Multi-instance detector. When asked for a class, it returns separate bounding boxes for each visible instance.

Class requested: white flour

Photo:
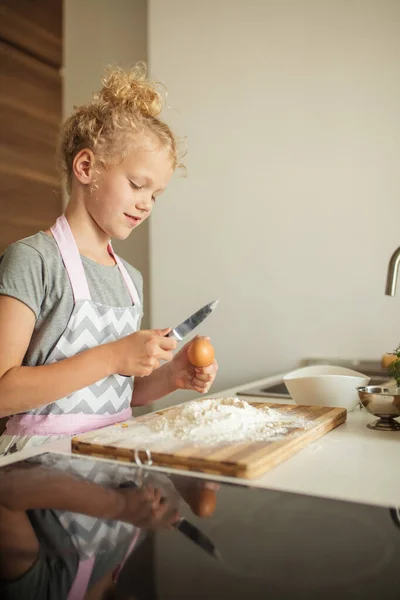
[83,397,312,451]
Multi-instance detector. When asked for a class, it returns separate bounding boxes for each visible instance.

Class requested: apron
[0,214,142,454]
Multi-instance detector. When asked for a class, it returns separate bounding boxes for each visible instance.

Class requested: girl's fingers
[194,372,214,383]
[152,488,162,507]
[152,501,178,528]
[192,380,212,394]
[194,361,218,376]
[144,349,174,364]
[147,357,160,370]
[158,335,178,351]
[154,328,172,337]
[156,349,174,362]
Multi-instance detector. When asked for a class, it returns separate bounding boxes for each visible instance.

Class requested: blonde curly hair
[59,63,184,193]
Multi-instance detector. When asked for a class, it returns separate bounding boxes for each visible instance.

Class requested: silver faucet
[385,246,400,296]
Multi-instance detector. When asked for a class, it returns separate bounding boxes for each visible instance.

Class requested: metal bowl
[357,385,400,431]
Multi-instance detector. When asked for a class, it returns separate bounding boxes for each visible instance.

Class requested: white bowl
[283,365,370,411]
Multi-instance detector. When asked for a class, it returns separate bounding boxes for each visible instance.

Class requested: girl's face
[85,137,173,240]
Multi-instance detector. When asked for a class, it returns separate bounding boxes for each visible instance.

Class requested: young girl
[0,65,218,454]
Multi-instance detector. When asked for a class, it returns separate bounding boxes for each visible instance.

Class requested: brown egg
[187,338,215,367]
[186,488,217,518]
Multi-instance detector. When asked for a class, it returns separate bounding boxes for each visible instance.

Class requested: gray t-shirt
[0,232,143,367]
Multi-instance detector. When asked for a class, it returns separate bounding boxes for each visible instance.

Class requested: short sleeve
[0,242,46,319]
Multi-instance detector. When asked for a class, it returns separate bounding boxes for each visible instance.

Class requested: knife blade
[174,517,222,560]
[167,300,219,342]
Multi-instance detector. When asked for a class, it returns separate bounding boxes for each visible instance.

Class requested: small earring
[90,180,98,194]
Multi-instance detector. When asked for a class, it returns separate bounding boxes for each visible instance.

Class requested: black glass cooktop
[0,452,399,599]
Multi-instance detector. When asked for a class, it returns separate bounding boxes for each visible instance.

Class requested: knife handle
[166,330,180,341]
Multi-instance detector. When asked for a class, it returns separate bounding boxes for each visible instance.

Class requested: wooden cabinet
[0,0,62,67]
[0,0,62,433]
[0,0,62,254]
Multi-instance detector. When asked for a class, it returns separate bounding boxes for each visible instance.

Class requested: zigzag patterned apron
[2,214,142,452]
[29,453,152,599]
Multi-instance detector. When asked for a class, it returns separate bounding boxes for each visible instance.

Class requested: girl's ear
[72,149,96,186]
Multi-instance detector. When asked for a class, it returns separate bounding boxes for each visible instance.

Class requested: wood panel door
[0,0,62,434]
[0,0,62,66]
[0,0,62,255]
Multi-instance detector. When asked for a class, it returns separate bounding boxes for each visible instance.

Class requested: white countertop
[1,373,399,509]
[238,401,400,508]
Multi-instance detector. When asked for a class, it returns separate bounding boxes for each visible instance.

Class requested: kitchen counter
[1,448,399,599]
[213,372,400,508]
[0,373,399,508]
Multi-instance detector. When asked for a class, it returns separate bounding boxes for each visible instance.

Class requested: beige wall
[63,0,150,327]
[64,1,400,409]
[148,0,400,402]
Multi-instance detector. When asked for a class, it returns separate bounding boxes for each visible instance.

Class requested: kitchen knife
[167,300,219,341]
[174,517,222,560]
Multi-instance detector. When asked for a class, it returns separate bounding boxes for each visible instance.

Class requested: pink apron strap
[108,241,141,307]
[67,530,140,598]
[51,215,91,302]
[51,214,141,308]
[112,528,141,583]
[5,406,133,436]
[67,556,95,600]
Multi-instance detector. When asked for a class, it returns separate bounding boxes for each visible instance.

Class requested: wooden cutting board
[71,402,346,479]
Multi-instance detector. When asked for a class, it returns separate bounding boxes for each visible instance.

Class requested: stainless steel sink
[238,359,390,400]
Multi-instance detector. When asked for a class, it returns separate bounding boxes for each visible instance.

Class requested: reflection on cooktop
[0,452,398,600]
[119,486,400,599]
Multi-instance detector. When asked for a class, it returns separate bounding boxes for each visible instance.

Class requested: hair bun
[59,63,183,193]
[97,63,162,118]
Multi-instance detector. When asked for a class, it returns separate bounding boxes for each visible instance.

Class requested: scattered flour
[83,397,312,451]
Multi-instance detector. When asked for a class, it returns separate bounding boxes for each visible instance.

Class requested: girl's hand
[110,329,177,377]
[173,478,220,518]
[169,336,218,394]
[117,485,179,529]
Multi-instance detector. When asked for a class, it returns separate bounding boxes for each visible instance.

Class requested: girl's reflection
[0,455,217,599]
